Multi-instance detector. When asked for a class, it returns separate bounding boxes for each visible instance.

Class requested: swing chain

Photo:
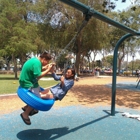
[56,13,91,61]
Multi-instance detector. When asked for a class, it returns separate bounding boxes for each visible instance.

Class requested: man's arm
[42,63,56,71]
[37,64,53,80]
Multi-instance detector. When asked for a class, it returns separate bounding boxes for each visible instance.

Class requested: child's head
[65,68,75,80]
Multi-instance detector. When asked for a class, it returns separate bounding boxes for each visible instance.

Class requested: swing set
[18,0,140,115]
[59,0,140,116]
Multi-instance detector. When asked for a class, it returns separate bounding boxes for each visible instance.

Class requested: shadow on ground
[17,110,111,140]
[71,84,140,109]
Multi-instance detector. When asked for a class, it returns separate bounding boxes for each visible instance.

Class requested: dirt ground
[1,76,140,115]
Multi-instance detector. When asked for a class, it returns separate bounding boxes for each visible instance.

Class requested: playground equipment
[17,87,55,111]
[59,0,140,115]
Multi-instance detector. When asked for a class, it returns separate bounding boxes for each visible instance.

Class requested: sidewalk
[107,81,140,91]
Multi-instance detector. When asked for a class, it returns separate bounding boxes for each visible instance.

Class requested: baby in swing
[21,66,75,125]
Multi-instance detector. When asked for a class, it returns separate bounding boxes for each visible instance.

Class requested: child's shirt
[50,73,74,100]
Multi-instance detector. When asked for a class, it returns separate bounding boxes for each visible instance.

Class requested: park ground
[1,75,140,140]
[1,75,140,115]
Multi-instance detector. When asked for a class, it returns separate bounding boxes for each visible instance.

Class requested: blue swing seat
[17,86,55,111]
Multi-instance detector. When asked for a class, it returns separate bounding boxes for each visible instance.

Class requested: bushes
[0,70,15,74]
[123,71,131,76]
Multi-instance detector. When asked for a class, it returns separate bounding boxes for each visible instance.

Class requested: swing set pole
[59,0,139,35]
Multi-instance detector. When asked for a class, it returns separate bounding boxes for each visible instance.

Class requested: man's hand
[43,63,56,70]
[42,64,49,71]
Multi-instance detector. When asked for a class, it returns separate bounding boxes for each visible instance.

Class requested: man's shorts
[29,86,41,98]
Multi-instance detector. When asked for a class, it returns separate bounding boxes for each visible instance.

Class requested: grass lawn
[0,74,59,95]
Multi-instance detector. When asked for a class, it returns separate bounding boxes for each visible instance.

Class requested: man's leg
[22,105,28,111]
[20,106,33,125]
[22,105,39,116]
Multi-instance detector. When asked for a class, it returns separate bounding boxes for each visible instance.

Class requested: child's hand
[47,64,53,70]
[60,75,65,82]
[50,63,56,66]
[60,75,65,86]
[50,66,55,73]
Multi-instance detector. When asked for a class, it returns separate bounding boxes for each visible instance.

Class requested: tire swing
[17,86,55,111]
[17,16,89,112]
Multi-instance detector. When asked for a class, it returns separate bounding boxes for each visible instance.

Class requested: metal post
[111,33,133,115]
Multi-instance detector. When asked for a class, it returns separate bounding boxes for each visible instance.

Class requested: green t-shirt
[19,57,42,88]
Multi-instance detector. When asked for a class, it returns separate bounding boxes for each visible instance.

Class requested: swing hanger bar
[59,0,139,35]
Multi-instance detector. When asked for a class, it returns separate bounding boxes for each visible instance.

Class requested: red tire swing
[17,86,55,111]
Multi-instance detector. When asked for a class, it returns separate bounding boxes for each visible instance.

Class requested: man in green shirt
[19,51,53,125]
[19,57,42,89]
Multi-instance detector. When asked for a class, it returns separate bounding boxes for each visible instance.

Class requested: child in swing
[21,67,75,125]
[40,67,75,100]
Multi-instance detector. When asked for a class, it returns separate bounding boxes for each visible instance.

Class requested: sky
[112,0,132,11]
[94,0,139,62]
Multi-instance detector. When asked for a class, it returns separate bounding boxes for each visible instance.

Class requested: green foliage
[0,0,139,76]
[0,57,5,68]
[127,59,140,70]
[102,55,113,67]
[56,53,69,69]
[0,0,38,56]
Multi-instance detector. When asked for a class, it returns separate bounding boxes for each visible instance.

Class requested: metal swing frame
[59,0,140,116]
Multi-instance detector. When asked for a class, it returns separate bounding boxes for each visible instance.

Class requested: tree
[0,57,5,69]
[30,0,111,74]
[102,55,113,68]
[108,8,140,74]
[127,59,140,71]
[0,0,40,78]
[61,0,110,74]
[102,0,116,13]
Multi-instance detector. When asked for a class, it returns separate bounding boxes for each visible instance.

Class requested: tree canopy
[0,0,140,77]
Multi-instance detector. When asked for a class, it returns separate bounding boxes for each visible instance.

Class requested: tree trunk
[75,51,81,75]
[13,56,18,79]
[118,44,125,75]
[118,56,124,75]
[74,34,82,75]
[5,57,11,70]
[6,62,10,71]
[118,58,122,75]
